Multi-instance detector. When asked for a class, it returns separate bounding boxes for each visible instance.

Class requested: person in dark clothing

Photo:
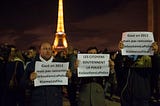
[151,42,160,101]
[106,52,117,100]
[55,51,67,62]
[66,46,78,106]
[0,56,6,106]
[5,48,25,106]
[0,43,10,106]
[54,50,68,100]
[114,52,129,97]
[75,46,114,106]
[21,42,71,106]
[24,46,37,106]
[118,41,153,106]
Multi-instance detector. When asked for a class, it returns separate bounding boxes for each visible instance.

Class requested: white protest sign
[78,54,110,77]
[121,32,154,55]
[34,62,69,86]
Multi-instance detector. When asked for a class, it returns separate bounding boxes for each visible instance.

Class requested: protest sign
[34,62,69,86]
[121,32,154,55]
[78,54,110,77]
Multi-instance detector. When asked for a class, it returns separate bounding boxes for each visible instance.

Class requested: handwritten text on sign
[78,54,110,77]
[121,32,154,55]
[34,62,69,86]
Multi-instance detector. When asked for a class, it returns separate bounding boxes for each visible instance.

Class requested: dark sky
[0,0,147,51]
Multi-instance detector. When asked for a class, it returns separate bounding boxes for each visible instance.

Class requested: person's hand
[109,59,115,71]
[152,42,158,53]
[66,69,72,79]
[30,72,37,81]
[118,41,124,50]
[74,59,79,69]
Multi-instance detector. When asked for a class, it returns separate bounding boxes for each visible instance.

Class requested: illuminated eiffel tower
[52,0,68,51]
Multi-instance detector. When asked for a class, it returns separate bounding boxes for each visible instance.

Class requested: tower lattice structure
[52,0,68,51]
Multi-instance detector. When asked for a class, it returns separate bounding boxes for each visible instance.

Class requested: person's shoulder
[141,55,151,60]
[27,58,41,67]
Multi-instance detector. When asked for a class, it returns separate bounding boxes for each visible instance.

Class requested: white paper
[121,32,154,55]
[78,54,110,77]
[34,62,69,86]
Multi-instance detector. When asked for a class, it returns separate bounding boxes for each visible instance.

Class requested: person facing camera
[74,46,114,106]
[22,42,71,106]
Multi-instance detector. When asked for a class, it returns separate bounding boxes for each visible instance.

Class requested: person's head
[73,48,79,55]
[9,45,16,57]
[56,51,65,58]
[87,46,98,54]
[66,45,74,55]
[39,42,52,61]
[27,46,37,59]
[15,49,25,62]
[8,45,16,61]
[102,48,109,54]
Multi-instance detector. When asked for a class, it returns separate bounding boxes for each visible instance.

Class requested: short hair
[86,46,98,52]
[28,46,36,51]
[102,48,109,54]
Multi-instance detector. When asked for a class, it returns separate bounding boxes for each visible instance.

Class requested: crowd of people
[0,41,160,106]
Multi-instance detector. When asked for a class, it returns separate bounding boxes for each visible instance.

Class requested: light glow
[57,0,64,32]
[53,0,68,50]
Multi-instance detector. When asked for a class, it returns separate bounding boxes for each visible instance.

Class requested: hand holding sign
[30,72,37,81]
[34,62,69,86]
[151,42,159,53]
[74,59,79,69]
[121,32,154,55]
[109,59,115,71]
[66,69,72,79]
[77,54,110,77]
[118,41,124,50]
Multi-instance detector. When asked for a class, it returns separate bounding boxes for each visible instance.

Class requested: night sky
[0,0,147,51]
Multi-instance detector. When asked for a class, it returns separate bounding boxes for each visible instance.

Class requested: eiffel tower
[52,0,68,51]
